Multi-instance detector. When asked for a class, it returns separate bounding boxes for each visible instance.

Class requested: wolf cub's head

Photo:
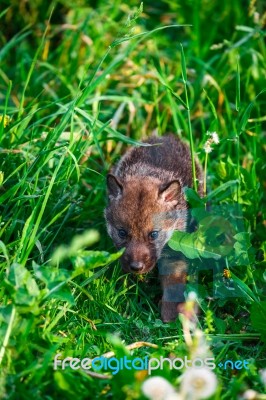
[105,174,187,274]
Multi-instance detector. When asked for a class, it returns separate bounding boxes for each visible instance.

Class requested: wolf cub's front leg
[158,247,189,322]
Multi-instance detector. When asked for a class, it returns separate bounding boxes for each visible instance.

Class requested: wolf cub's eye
[149,231,159,240]
[118,229,127,239]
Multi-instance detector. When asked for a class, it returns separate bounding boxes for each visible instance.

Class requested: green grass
[0,1,266,399]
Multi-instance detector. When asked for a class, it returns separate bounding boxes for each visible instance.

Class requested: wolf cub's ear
[158,180,181,206]
[107,174,123,199]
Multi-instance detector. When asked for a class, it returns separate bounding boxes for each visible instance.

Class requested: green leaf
[180,43,187,83]
[168,209,240,259]
[33,262,71,286]
[214,317,227,334]
[203,89,218,120]
[51,230,100,265]
[168,231,221,260]
[106,333,130,359]
[0,304,13,323]
[54,371,74,393]
[45,285,75,305]
[239,101,254,133]
[184,187,204,208]
[230,273,260,303]
[233,232,251,265]
[205,180,239,201]
[215,161,227,180]
[15,288,38,306]
[236,58,240,112]
[72,250,124,272]
[251,301,266,340]
[154,69,187,109]
[6,263,39,292]
[238,89,266,134]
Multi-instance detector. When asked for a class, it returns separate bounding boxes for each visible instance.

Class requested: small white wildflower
[260,368,266,385]
[211,131,219,144]
[253,11,260,25]
[165,394,183,400]
[180,366,218,399]
[142,376,176,400]
[194,329,204,339]
[210,43,224,50]
[191,329,211,359]
[242,389,258,400]
[187,291,197,301]
[203,140,213,154]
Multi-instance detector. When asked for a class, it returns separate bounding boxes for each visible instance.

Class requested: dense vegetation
[0,1,265,399]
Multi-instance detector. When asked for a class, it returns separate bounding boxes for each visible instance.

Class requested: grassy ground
[0,1,265,399]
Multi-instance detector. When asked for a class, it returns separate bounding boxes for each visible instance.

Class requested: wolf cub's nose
[129,261,144,273]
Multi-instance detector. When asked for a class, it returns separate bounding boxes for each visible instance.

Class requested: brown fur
[105,134,203,322]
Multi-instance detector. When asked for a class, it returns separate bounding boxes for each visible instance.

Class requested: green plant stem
[18,13,51,118]
[157,333,261,341]
[180,43,197,191]
[0,306,16,366]
[204,152,208,196]
[0,80,12,144]
[236,134,240,202]
[187,105,197,191]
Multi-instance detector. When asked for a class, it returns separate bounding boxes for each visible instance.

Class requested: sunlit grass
[0,1,265,399]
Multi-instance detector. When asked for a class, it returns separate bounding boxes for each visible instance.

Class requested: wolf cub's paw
[160,300,180,322]
[160,300,197,323]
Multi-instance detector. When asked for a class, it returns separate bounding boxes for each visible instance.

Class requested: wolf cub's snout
[105,134,202,322]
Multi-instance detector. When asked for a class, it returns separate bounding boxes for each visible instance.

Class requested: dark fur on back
[113,135,199,188]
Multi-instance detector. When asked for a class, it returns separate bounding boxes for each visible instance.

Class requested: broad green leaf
[233,232,251,265]
[214,317,227,334]
[45,285,75,305]
[230,273,260,303]
[51,230,100,265]
[168,231,221,260]
[33,262,71,286]
[0,305,13,323]
[72,250,124,272]
[184,187,204,208]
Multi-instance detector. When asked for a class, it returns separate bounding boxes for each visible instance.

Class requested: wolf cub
[105,135,202,322]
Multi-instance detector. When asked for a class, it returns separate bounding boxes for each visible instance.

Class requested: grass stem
[0,306,16,366]
[180,43,197,191]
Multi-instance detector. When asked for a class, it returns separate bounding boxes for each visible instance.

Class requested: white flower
[142,376,176,400]
[187,291,197,301]
[260,368,266,385]
[203,140,213,154]
[203,132,219,153]
[180,366,218,399]
[191,329,211,359]
[165,394,183,400]
[242,389,257,400]
[211,132,220,144]
[253,12,260,25]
